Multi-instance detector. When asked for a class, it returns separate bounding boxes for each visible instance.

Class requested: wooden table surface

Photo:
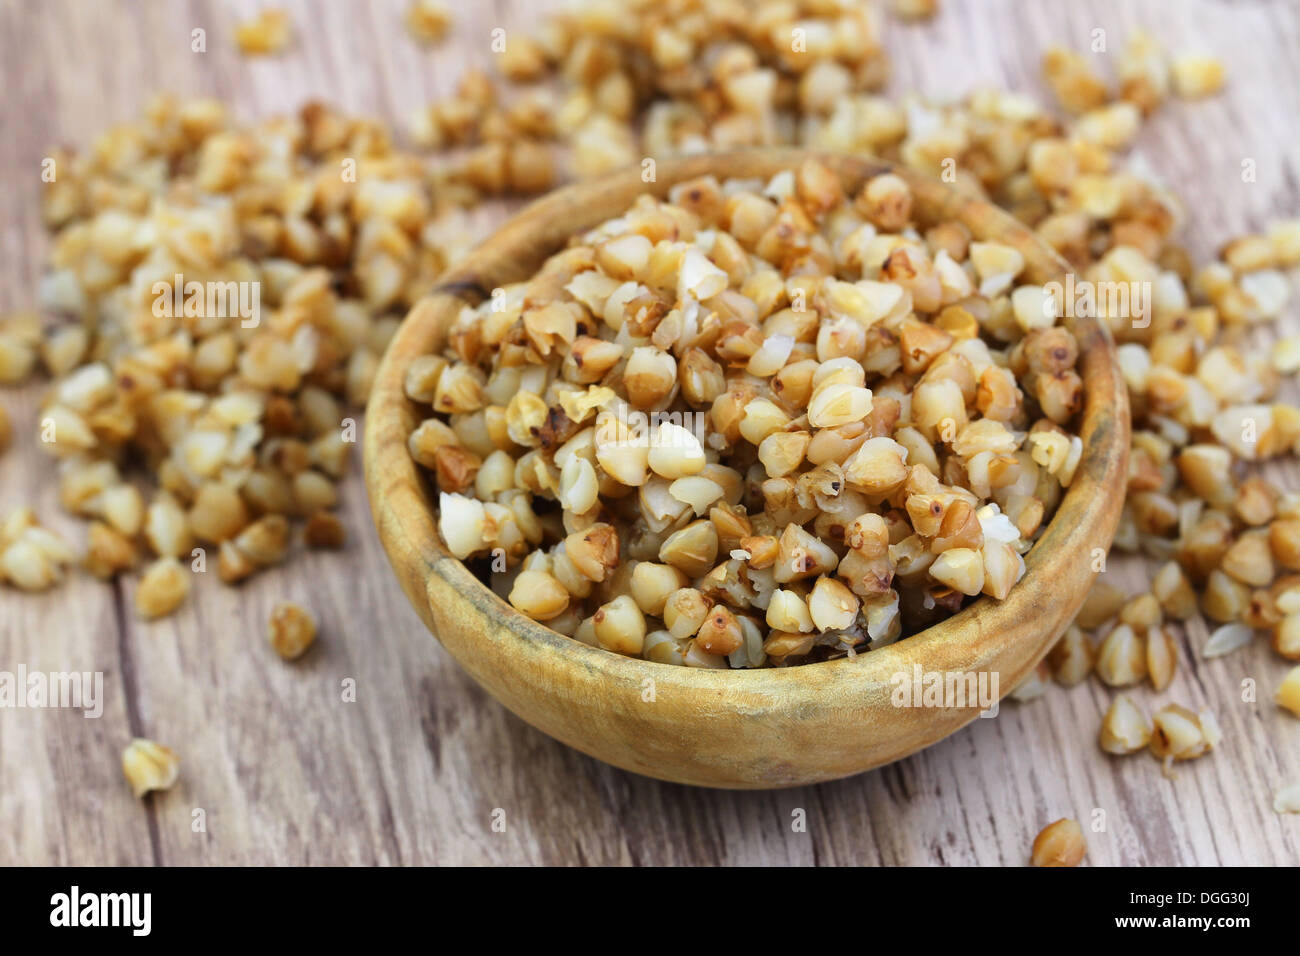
[1,0,1298,866]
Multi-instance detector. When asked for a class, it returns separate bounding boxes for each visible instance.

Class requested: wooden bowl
[364,150,1130,789]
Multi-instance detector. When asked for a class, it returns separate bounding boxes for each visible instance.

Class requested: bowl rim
[364,149,1129,700]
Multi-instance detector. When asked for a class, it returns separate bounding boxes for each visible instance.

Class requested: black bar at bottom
[0,865,1277,940]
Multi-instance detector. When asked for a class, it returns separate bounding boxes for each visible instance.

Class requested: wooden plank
[0,0,1296,865]
[0,0,159,868]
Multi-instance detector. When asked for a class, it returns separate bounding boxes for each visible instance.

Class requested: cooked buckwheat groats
[413,158,1087,667]
[234,8,293,57]
[0,97,480,613]
[121,738,181,799]
[0,508,75,592]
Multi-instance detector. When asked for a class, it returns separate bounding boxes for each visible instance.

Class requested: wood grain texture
[1,0,1297,864]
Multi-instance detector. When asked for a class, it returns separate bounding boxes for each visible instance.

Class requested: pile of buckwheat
[0,1,1297,806]
[418,158,1082,667]
[0,96,481,620]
